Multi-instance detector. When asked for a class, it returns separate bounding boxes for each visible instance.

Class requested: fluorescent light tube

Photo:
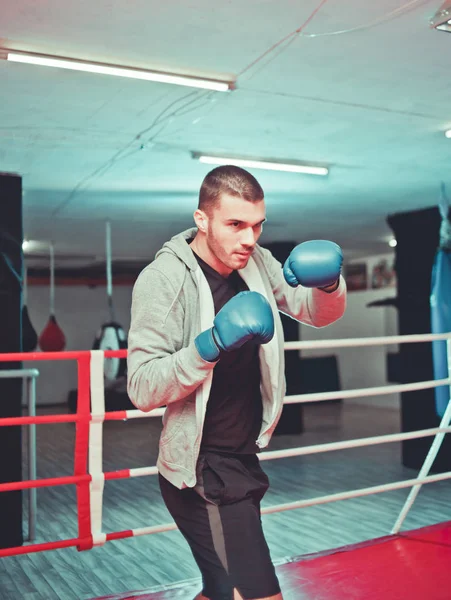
[6,51,234,92]
[194,154,328,176]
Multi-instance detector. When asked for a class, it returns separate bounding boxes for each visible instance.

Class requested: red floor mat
[92,521,451,600]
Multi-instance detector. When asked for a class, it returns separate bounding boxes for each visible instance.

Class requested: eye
[230,222,240,228]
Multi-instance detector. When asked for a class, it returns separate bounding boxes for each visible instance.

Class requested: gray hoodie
[127,228,346,489]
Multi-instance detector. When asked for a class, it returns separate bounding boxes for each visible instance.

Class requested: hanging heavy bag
[430,184,451,418]
[92,321,127,383]
[22,265,38,352]
[93,221,127,385]
[22,305,38,352]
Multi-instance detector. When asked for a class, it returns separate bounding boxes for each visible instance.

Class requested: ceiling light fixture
[389,238,397,248]
[192,153,329,176]
[5,51,235,92]
[430,1,451,32]
[445,129,451,138]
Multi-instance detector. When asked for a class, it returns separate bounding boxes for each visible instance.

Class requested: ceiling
[1,0,451,268]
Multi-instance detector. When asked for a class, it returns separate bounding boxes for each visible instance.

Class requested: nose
[240,227,256,248]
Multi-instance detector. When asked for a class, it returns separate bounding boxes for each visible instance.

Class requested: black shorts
[159,452,281,600]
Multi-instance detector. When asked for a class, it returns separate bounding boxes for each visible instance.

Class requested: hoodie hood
[155,227,199,271]
[153,228,199,323]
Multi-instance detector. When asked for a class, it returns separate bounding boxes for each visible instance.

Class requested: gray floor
[1,401,450,599]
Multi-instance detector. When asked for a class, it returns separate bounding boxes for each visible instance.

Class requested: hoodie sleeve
[258,246,347,327]
[127,265,216,412]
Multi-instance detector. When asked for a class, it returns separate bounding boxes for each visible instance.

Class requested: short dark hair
[198,165,264,214]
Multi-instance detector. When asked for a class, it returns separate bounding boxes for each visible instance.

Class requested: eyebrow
[225,218,267,226]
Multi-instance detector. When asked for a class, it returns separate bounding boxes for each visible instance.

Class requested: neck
[190,233,232,277]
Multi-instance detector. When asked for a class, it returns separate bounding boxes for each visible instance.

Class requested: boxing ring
[1,332,451,599]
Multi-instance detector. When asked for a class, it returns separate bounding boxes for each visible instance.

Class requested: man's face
[204,193,266,272]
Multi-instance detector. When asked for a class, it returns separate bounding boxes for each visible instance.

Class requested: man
[127,165,346,600]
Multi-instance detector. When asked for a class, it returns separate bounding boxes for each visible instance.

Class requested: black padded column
[0,172,23,548]
[388,206,451,472]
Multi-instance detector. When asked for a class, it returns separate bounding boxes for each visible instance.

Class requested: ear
[193,209,208,233]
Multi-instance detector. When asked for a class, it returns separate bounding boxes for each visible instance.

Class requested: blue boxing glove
[283,240,343,289]
[195,291,274,362]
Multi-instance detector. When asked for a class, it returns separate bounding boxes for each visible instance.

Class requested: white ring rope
[87,332,451,541]
[284,331,451,351]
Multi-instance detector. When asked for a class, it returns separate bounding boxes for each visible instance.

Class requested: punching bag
[38,243,66,352]
[93,321,127,383]
[430,183,451,418]
[387,204,451,472]
[93,221,127,387]
[22,265,38,352]
[22,306,38,352]
[39,315,66,352]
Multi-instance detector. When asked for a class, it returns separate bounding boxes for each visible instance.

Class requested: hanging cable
[238,0,330,78]
[49,242,55,316]
[302,0,431,38]
[50,88,214,217]
[237,0,431,81]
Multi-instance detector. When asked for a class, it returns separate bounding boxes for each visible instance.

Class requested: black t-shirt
[193,251,262,454]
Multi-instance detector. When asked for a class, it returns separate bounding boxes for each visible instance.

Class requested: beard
[206,225,251,272]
